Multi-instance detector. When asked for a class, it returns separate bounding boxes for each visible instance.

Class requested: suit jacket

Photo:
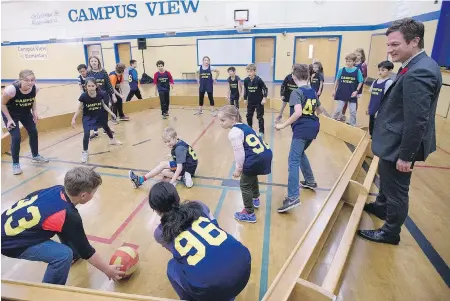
[372,52,442,162]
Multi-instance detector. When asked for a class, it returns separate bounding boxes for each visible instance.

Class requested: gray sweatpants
[333,100,357,126]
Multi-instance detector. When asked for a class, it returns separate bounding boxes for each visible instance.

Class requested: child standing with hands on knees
[244,64,268,139]
[218,105,272,223]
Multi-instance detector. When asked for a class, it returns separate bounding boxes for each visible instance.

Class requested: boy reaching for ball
[129,127,198,188]
[1,167,124,285]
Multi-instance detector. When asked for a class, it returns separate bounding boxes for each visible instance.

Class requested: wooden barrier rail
[262,119,380,301]
[1,279,180,301]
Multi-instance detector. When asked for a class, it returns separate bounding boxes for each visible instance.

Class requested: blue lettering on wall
[68,1,199,22]
[167,1,180,14]
[127,4,138,18]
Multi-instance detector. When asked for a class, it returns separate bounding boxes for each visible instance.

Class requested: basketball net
[235,19,248,33]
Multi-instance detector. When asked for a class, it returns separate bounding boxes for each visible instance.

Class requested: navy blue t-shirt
[6,84,36,119]
[1,185,95,259]
[233,123,272,176]
[334,67,359,103]
[227,76,241,100]
[310,72,324,95]
[199,66,214,93]
[171,139,198,175]
[289,86,321,140]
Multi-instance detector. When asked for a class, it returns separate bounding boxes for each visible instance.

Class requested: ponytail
[160,201,203,243]
[219,105,242,123]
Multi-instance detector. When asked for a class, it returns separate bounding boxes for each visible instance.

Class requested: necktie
[396,67,403,79]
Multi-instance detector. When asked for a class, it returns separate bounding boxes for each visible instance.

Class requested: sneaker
[162,114,168,119]
[111,118,120,125]
[194,110,203,115]
[31,155,49,163]
[90,132,99,140]
[129,170,144,188]
[339,115,346,122]
[12,163,22,175]
[211,109,217,117]
[182,172,194,188]
[259,132,264,139]
[165,112,170,117]
[81,151,88,163]
[253,198,260,209]
[277,197,301,213]
[299,181,318,191]
[109,138,122,145]
[103,130,115,135]
[119,115,130,121]
[234,209,256,223]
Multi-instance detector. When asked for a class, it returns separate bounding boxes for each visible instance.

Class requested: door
[86,44,104,67]
[294,37,340,82]
[255,37,275,82]
[117,43,131,64]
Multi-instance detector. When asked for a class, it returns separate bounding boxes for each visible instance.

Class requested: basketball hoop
[235,19,251,33]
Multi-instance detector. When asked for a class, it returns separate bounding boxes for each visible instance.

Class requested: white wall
[1,0,441,43]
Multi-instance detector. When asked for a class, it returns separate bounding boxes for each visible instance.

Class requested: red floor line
[191,118,216,147]
[86,234,111,244]
[415,165,450,170]
[122,242,140,250]
[109,198,149,242]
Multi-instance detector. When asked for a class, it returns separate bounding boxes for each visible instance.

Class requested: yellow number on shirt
[302,98,317,115]
[175,231,206,266]
[188,146,198,160]
[246,134,270,154]
[174,216,227,266]
[4,195,41,236]
[128,75,132,83]
[191,217,227,246]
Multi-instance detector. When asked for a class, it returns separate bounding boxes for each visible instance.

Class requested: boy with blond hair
[332,53,364,126]
[129,127,198,188]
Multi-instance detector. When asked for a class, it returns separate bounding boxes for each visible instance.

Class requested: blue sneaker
[129,170,144,188]
[234,209,256,223]
[253,198,260,209]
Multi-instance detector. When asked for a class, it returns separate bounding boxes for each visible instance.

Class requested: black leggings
[2,113,38,164]
[112,96,125,118]
[126,89,142,102]
[83,123,113,151]
[247,103,265,134]
[199,91,214,107]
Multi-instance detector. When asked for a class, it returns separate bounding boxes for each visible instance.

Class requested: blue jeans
[18,240,73,285]
[288,138,315,199]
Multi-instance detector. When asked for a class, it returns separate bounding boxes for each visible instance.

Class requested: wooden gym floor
[1,83,449,301]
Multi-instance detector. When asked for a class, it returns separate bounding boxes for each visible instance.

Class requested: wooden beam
[321,156,380,294]
[261,133,370,301]
[318,115,365,146]
[342,180,367,206]
[289,279,336,301]
[1,279,179,301]
[300,201,344,279]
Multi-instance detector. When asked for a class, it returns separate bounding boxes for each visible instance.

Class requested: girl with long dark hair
[149,182,251,301]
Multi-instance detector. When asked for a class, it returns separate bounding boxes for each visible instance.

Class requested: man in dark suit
[357,18,442,245]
